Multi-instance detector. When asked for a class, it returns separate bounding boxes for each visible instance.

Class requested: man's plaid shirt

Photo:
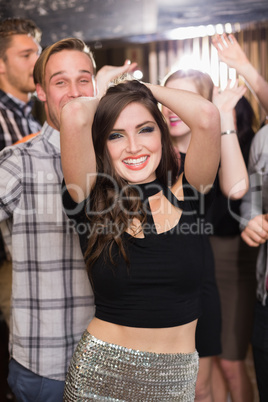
[0,89,42,151]
[0,122,95,380]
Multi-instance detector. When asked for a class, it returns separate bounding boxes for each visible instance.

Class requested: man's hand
[241,214,268,247]
[95,60,137,98]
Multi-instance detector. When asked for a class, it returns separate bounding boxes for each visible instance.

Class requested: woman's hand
[213,79,247,114]
[212,34,250,71]
[212,33,268,115]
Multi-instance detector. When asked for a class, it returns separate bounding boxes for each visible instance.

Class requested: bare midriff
[87,317,197,354]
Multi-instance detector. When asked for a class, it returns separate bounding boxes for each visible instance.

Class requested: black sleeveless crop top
[62,175,213,328]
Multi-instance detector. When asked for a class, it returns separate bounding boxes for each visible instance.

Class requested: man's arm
[0,147,22,222]
[240,127,268,246]
[241,214,268,247]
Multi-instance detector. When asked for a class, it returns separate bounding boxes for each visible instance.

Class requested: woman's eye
[139,126,154,134]
[108,132,122,141]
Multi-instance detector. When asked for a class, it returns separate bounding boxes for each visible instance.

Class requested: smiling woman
[106,102,162,184]
[60,78,221,401]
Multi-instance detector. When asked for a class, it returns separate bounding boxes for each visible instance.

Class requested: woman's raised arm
[60,96,99,202]
[212,33,268,115]
[213,80,249,199]
[147,83,221,192]
[60,60,137,203]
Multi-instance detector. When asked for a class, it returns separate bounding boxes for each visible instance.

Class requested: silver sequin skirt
[63,330,199,401]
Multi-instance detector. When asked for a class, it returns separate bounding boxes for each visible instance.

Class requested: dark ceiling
[1,0,268,47]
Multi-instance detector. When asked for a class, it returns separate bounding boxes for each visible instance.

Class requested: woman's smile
[169,115,181,127]
[122,154,150,170]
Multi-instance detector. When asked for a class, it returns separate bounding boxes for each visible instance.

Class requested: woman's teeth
[123,156,148,165]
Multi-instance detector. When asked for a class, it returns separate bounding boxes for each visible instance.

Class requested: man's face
[37,50,95,130]
[0,34,41,99]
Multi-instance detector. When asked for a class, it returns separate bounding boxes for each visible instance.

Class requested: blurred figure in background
[0,17,42,149]
[240,121,268,402]
[208,96,258,402]
[162,69,249,401]
[0,17,42,402]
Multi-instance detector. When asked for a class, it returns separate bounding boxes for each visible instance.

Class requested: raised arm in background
[212,33,268,115]
[213,79,249,199]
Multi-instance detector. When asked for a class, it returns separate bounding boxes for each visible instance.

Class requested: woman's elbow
[221,176,249,200]
[229,188,248,200]
[200,102,220,132]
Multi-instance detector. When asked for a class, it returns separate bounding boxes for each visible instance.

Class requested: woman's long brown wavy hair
[84,80,179,276]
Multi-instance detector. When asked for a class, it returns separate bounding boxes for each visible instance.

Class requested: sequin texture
[64,331,199,401]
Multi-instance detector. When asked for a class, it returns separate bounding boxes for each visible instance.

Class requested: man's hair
[0,18,42,59]
[33,37,96,88]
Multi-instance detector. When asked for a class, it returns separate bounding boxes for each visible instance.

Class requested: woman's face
[162,78,199,140]
[106,102,162,184]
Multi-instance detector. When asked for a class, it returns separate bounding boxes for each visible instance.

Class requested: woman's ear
[36,83,47,102]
